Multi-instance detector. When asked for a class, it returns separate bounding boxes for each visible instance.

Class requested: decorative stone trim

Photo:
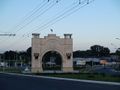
[34,53,39,60]
[66,53,71,59]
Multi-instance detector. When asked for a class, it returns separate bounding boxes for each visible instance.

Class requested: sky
[0,0,120,53]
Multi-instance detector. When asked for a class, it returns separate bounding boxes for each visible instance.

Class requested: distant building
[73,58,100,66]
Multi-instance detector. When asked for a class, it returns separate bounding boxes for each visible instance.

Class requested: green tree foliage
[2,47,31,65]
[116,48,120,62]
[4,51,18,60]
[26,47,31,63]
[90,45,110,57]
[73,45,110,58]
[115,48,120,70]
[73,50,92,58]
[116,48,120,56]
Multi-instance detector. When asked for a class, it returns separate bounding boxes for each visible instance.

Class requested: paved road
[0,73,120,90]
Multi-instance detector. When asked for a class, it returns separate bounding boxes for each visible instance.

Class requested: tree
[116,48,120,56]
[115,48,120,70]
[102,47,110,56]
[90,45,110,57]
[73,45,110,58]
[73,50,92,58]
[73,50,81,58]
[3,50,19,67]
[26,47,31,58]
[26,47,31,64]
[4,51,18,60]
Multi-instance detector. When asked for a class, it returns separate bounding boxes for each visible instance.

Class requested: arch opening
[42,51,62,71]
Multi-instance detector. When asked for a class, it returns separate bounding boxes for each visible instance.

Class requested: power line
[1,0,62,51]
[14,0,61,34]
[1,0,95,52]
[10,0,47,33]
[0,0,47,44]
[0,0,59,47]
[29,0,94,33]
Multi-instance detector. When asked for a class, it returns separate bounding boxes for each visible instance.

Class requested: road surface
[0,73,120,90]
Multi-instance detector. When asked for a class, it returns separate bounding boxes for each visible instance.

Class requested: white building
[73,58,100,66]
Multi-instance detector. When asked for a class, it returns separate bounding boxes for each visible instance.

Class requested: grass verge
[35,73,120,82]
[0,67,22,73]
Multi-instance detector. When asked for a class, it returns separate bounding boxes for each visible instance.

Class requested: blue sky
[0,0,120,52]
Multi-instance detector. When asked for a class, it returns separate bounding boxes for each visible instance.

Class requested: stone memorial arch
[31,34,73,73]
